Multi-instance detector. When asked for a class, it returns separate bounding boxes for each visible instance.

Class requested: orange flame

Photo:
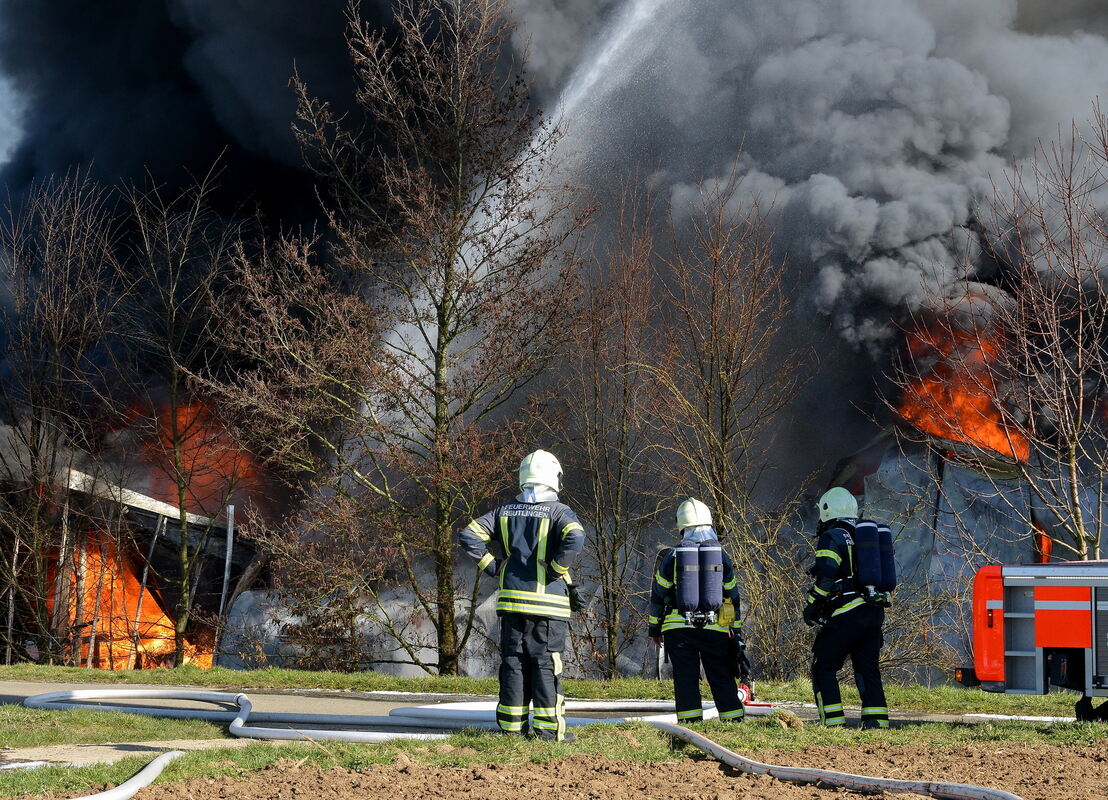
[47,533,212,670]
[897,324,1029,462]
[128,398,263,516]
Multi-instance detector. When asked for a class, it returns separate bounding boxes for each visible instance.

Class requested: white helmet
[519,450,562,492]
[817,487,858,522]
[676,498,712,531]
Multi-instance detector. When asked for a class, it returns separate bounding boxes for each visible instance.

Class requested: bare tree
[892,113,1108,562]
[550,191,663,678]
[262,0,590,674]
[644,176,812,678]
[114,174,252,666]
[0,173,122,664]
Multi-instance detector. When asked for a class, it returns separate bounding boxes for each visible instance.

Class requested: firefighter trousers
[497,614,567,740]
[664,627,744,723]
[811,603,889,728]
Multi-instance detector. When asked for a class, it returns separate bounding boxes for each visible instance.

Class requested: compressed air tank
[876,523,897,592]
[675,540,701,613]
[698,539,724,612]
[853,520,883,589]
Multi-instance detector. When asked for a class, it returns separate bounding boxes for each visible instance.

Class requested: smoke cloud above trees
[0,0,1105,478]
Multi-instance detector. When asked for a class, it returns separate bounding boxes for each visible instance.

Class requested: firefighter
[803,487,890,729]
[458,449,585,741]
[648,498,746,724]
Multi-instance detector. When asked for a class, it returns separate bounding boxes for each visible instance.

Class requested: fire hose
[23,690,1024,800]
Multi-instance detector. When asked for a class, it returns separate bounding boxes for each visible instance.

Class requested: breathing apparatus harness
[672,532,726,628]
[808,518,896,623]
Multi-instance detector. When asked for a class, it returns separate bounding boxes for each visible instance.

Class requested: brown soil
[118,743,1107,800]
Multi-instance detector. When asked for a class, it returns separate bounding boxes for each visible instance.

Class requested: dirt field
[121,743,1107,800]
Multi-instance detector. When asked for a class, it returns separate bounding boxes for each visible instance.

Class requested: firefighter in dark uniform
[458,450,585,741]
[803,487,890,729]
[648,498,746,724]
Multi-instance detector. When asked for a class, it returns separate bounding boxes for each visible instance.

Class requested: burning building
[0,408,264,670]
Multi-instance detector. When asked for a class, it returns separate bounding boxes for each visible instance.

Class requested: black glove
[736,648,752,680]
[802,600,822,627]
[567,583,583,613]
[647,623,662,639]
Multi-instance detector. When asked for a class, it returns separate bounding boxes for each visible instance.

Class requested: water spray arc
[547,0,671,134]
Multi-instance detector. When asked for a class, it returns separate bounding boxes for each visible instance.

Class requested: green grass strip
[0,704,224,749]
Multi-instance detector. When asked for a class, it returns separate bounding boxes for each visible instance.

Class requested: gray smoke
[0,0,1106,485]
[503,0,1108,487]
[519,0,1108,352]
[1016,0,1108,37]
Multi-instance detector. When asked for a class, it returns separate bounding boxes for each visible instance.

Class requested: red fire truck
[960,562,1108,720]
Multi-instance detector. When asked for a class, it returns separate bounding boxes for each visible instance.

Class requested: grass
[0,663,1083,716]
[764,678,1080,716]
[2,717,1107,799]
[0,704,224,748]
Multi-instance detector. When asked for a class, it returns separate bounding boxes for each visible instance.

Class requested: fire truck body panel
[970,562,1108,697]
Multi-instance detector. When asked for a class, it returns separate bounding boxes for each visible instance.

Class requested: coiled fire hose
[23,690,1024,800]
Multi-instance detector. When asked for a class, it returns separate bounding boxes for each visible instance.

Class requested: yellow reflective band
[676,709,703,720]
[562,522,584,535]
[499,516,509,589]
[660,611,733,634]
[655,573,673,589]
[536,517,551,592]
[723,578,737,590]
[831,597,865,616]
[812,586,830,597]
[825,717,846,726]
[497,704,527,715]
[815,549,841,565]
[467,521,490,541]
[498,589,570,605]
[552,652,563,677]
[495,602,572,618]
[476,553,495,571]
[550,560,569,575]
[499,720,524,731]
[532,706,556,716]
[533,720,558,730]
[821,703,843,712]
[861,707,889,714]
[719,708,745,719]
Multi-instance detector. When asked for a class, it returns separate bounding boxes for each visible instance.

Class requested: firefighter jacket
[459,498,585,620]
[647,546,742,636]
[805,520,887,619]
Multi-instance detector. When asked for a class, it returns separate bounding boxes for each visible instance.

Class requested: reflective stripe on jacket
[807,520,888,616]
[459,500,585,620]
